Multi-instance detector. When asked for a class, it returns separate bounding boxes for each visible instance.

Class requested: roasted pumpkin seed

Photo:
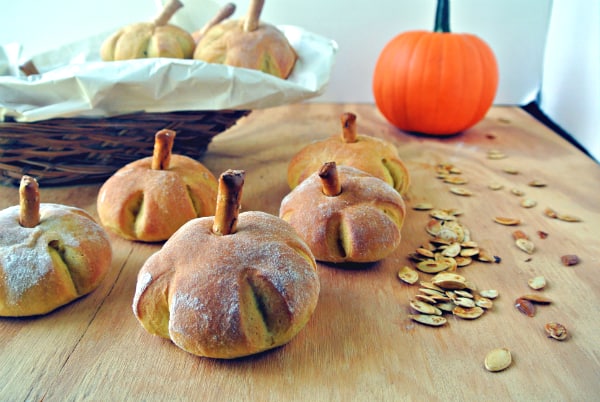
[520,294,552,304]
[416,260,451,274]
[441,242,461,257]
[409,314,447,327]
[419,281,445,292]
[430,208,459,221]
[436,302,456,313]
[484,348,512,372]
[444,176,468,185]
[543,207,581,222]
[502,167,519,175]
[410,300,442,315]
[494,216,521,226]
[544,322,568,340]
[453,306,484,319]
[453,289,472,298]
[528,180,547,187]
[454,297,476,308]
[477,249,496,263]
[415,294,439,304]
[432,272,468,290]
[416,247,435,258]
[520,198,537,208]
[459,247,480,257]
[527,275,546,290]
[413,202,434,211]
[479,289,499,299]
[515,238,535,254]
[455,256,473,267]
[425,219,444,236]
[474,295,494,309]
[398,266,419,285]
[450,187,473,196]
[557,214,582,222]
[487,150,507,160]
[419,288,446,298]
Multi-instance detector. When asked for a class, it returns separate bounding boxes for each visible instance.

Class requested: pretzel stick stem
[151,129,176,170]
[319,162,342,196]
[194,3,236,42]
[212,170,245,235]
[19,60,39,76]
[341,112,358,143]
[19,175,41,228]
[244,0,264,32]
[154,0,183,26]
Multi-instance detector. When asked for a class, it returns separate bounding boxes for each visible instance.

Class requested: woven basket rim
[0,109,250,186]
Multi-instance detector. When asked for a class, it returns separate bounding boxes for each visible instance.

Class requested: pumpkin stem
[319,162,342,197]
[212,170,245,236]
[244,0,265,32]
[19,175,40,228]
[151,129,176,170]
[154,0,183,27]
[193,3,236,43]
[19,60,39,76]
[434,0,451,33]
[340,112,358,143]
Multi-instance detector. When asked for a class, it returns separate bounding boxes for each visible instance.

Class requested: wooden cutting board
[1,104,599,400]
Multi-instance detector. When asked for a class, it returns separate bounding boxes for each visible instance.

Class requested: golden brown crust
[100,0,193,61]
[280,165,406,263]
[193,19,297,79]
[287,115,411,194]
[0,204,112,317]
[132,211,319,359]
[101,23,195,61]
[97,154,218,242]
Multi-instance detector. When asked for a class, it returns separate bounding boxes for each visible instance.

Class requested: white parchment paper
[0,25,337,122]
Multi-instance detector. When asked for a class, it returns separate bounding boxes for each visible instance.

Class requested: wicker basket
[0,109,250,186]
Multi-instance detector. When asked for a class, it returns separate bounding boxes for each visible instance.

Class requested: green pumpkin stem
[434,0,451,33]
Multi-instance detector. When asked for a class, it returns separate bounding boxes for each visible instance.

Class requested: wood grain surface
[1,104,599,401]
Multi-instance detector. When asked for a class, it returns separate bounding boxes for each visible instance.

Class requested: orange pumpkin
[372,0,499,135]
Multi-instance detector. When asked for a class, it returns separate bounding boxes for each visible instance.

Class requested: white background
[1,0,598,160]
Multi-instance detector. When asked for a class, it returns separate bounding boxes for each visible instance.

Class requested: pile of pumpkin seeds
[400,202,501,327]
[407,272,498,327]
[408,205,499,274]
[402,152,580,374]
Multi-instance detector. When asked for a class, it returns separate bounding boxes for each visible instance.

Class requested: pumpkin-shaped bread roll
[193,0,297,79]
[287,113,410,194]
[133,170,320,359]
[97,129,218,242]
[280,162,406,263]
[100,0,195,61]
[0,176,112,317]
